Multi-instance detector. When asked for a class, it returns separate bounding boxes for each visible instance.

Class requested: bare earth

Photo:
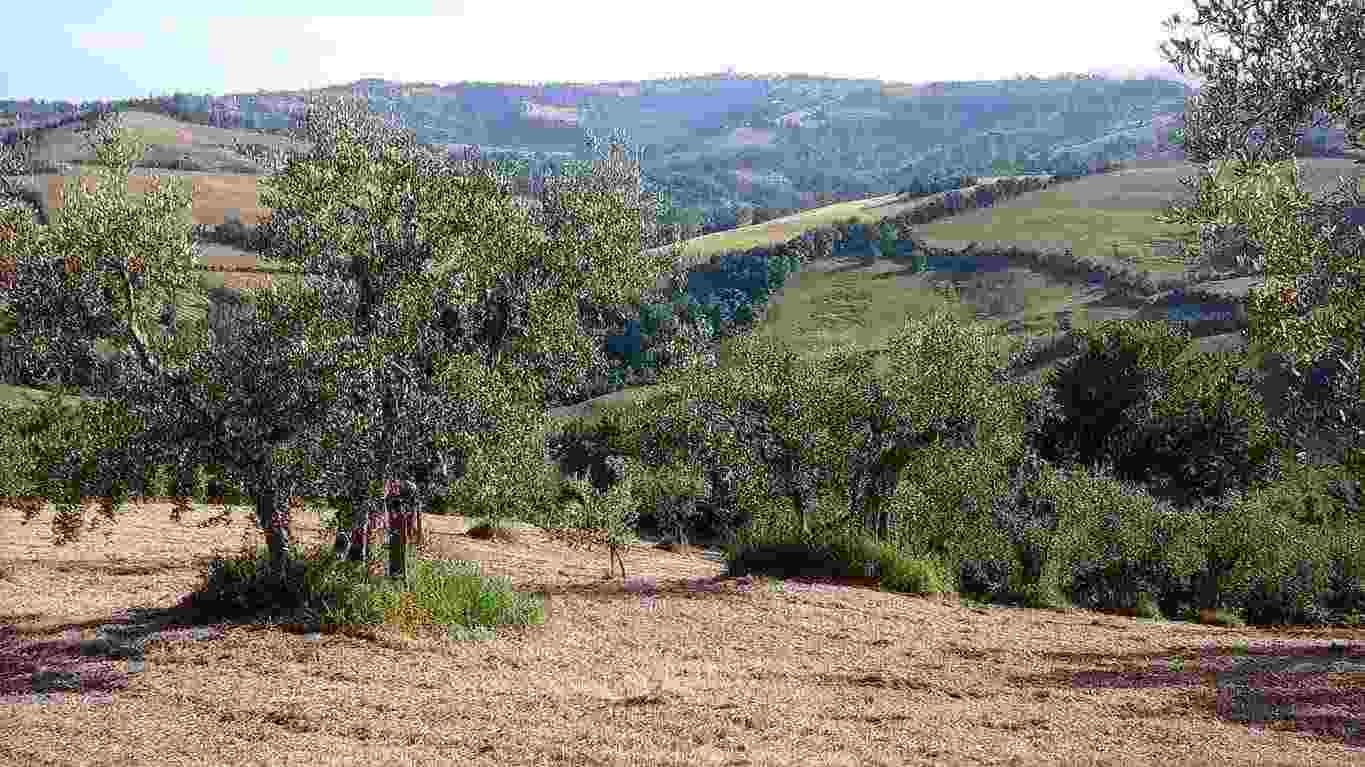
[2,501,1363,766]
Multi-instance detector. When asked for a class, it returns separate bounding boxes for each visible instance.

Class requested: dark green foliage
[955,556,1012,600]
[767,252,799,293]
[846,406,979,546]
[0,257,126,393]
[544,415,637,497]
[1241,557,1340,626]
[1028,322,1194,474]
[687,504,753,548]
[1320,555,1365,619]
[542,411,755,546]
[877,220,897,258]
[1260,340,1365,466]
[1057,489,1215,618]
[692,288,758,336]
[628,249,789,352]
[638,301,673,338]
[1311,477,1364,527]
[1104,356,1285,510]
[725,540,852,580]
[1065,557,1168,612]
[188,548,318,623]
[1111,400,1282,508]
[172,462,209,500]
[137,461,164,498]
[189,219,272,253]
[203,465,249,505]
[975,448,1062,591]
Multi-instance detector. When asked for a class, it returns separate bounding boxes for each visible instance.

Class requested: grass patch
[187,523,548,644]
[643,193,905,262]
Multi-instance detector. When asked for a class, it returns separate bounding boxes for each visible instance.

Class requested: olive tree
[1155,0,1365,465]
[604,287,1049,568]
[0,94,689,595]
[0,109,372,586]
[237,92,692,579]
[1158,0,1365,167]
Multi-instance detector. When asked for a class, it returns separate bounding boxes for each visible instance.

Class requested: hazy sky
[5,0,1220,104]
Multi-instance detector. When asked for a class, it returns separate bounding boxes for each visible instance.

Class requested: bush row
[543,316,1365,627]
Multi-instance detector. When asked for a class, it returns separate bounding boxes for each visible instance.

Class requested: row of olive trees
[562,297,1056,579]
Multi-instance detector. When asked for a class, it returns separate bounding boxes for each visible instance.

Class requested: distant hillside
[2,72,1358,238]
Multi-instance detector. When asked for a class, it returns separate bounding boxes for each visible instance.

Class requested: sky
[2,1,1228,105]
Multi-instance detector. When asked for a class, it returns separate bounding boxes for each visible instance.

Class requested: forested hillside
[4,71,1355,239]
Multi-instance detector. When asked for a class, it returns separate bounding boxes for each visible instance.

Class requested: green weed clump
[186,524,549,643]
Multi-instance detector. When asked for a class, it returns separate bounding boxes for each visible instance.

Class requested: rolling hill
[7,71,1356,237]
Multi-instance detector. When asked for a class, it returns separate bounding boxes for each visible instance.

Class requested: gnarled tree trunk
[244,460,297,585]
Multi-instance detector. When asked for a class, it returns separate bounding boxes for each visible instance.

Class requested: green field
[648,159,1365,275]
[642,172,1209,272]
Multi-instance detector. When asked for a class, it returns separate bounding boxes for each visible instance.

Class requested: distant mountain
[2,71,1356,233]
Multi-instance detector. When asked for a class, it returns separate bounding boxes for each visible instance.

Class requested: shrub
[1057,479,1214,618]
[878,551,953,595]
[190,541,321,622]
[1174,482,1365,625]
[725,539,851,580]
[1241,556,1341,626]
[204,470,248,506]
[638,301,673,338]
[1027,321,1192,472]
[542,411,754,547]
[466,519,521,543]
[973,447,1073,597]
[1102,353,1285,510]
[1067,558,1165,613]
[1318,552,1365,621]
[955,556,1013,600]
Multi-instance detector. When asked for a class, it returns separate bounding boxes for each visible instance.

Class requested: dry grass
[3,500,1364,766]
